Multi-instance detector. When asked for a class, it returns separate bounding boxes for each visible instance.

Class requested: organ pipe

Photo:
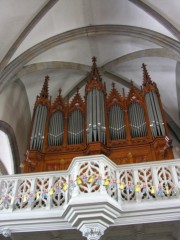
[30,105,47,150]
[109,104,126,140]
[145,91,165,137]
[48,111,64,146]
[68,109,84,144]
[128,102,147,138]
[86,88,106,144]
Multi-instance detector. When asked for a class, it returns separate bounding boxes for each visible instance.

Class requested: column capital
[1,228,11,238]
[80,223,106,240]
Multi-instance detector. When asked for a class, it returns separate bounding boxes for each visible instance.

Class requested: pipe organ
[25,58,173,173]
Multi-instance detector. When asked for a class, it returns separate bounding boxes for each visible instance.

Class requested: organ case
[24,58,173,173]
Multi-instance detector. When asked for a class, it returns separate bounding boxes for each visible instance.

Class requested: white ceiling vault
[0,0,180,137]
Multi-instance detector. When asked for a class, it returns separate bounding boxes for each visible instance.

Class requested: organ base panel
[25,137,173,172]
[24,58,174,173]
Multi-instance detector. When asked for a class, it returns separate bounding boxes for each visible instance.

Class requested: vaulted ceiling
[0,0,180,134]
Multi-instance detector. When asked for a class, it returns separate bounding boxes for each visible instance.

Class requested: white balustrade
[0,156,180,212]
[1,155,180,240]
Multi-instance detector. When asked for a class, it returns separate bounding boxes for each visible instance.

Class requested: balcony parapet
[1,155,180,239]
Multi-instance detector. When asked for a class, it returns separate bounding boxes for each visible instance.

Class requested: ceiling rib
[0,0,59,71]
[129,0,180,40]
[102,48,180,70]
[18,62,91,77]
[19,48,180,78]
[1,25,180,93]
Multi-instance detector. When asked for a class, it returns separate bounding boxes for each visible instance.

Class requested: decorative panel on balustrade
[1,156,180,212]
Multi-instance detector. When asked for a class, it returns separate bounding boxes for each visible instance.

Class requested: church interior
[0,0,180,240]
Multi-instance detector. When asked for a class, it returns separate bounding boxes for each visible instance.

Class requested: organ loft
[24,57,174,173]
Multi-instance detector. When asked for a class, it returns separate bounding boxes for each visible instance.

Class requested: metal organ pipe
[48,114,52,146]
[40,106,47,150]
[33,106,41,149]
[129,104,135,137]
[118,106,122,139]
[139,104,147,137]
[132,103,137,138]
[79,110,83,144]
[86,89,106,144]
[129,103,147,138]
[116,105,120,139]
[72,111,74,144]
[87,91,93,143]
[145,94,157,137]
[96,90,100,141]
[115,104,118,139]
[101,91,106,144]
[68,109,83,144]
[109,107,113,139]
[149,91,161,136]
[76,110,79,144]
[30,105,39,149]
[145,91,165,137]
[73,111,76,144]
[136,103,142,137]
[38,105,45,150]
[68,112,72,144]
[75,110,77,144]
[134,103,138,137]
[112,105,115,139]
[30,105,47,150]
[133,103,138,137]
[152,92,165,136]
[113,104,117,139]
[99,91,102,142]
[55,112,58,145]
[109,103,126,140]
[93,88,97,141]
[119,105,124,139]
[52,112,56,146]
[48,111,64,146]
[109,107,112,139]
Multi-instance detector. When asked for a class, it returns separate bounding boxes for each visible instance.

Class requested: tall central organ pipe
[86,87,106,144]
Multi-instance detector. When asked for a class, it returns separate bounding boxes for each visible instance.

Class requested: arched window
[0,121,20,174]
[0,130,14,174]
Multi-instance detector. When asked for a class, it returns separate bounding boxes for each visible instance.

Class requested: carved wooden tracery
[24,58,174,173]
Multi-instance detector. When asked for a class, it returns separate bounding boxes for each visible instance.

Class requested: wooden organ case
[25,57,174,173]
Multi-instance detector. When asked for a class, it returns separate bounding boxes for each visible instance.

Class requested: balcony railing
[1,155,180,239]
[1,155,180,212]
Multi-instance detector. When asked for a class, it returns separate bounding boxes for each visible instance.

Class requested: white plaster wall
[0,79,31,169]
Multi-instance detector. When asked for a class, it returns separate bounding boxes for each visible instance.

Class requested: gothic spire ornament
[40,75,49,99]
[89,56,102,82]
[142,63,152,85]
